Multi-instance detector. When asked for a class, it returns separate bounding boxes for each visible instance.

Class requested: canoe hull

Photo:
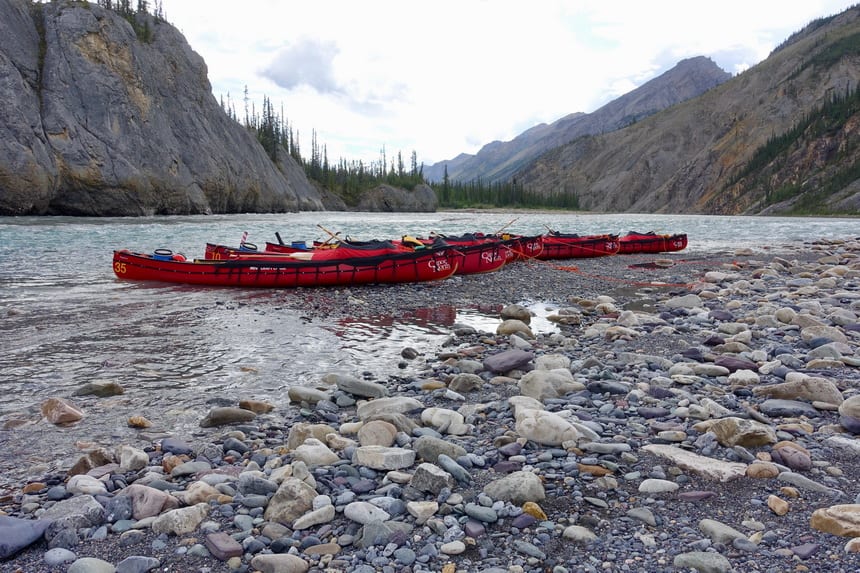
[113,249,458,288]
[619,233,688,254]
[448,242,507,274]
[537,234,619,260]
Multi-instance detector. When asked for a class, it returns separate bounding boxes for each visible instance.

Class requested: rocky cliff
[424,57,731,185]
[355,183,438,212]
[514,8,860,215]
[0,0,324,216]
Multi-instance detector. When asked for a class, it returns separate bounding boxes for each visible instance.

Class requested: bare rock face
[355,183,438,212]
[0,0,324,215]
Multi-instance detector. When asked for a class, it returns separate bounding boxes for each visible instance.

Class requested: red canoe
[537,233,620,260]
[217,237,508,275]
[413,232,543,265]
[409,235,507,274]
[205,240,410,261]
[618,232,688,254]
[112,247,459,288]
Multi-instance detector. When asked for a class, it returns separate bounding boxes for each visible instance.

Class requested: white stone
[152,503,209,535]
[440,540,466,555]
[352,446,416,470]
[515,408,580,446]
[344,501,391,524]
[406,501,438,524]
[563,525,598,543]
[727,369,760,387]
[638,478,679,493]
[642,444,746,482]
[420,407,470,435]
[292,438,339,468]
[292,504,335,530]
[66,474,108,496]
[356,396,423,420]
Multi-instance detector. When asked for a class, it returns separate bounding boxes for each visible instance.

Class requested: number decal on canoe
[114,262,127,274]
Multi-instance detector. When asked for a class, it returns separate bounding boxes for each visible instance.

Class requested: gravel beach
[2,238,860,573]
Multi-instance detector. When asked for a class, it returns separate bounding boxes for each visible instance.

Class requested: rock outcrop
[355,183,438,212]
[0,0,324,215]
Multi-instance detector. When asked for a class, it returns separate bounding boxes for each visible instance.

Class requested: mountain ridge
[423,56,732,184]
[512,6,860,215]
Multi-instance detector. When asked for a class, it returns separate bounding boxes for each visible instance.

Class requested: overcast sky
[158,0,855,166]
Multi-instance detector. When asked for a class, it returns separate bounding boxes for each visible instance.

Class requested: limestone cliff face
[0,0,324,215]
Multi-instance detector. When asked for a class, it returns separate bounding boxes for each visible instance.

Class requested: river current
[0,211,857,489]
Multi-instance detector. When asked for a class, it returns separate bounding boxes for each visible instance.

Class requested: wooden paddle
[317,224,342,246]
[493,217,518,235]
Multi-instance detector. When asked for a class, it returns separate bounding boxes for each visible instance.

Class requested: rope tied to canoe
[516,255,701,289]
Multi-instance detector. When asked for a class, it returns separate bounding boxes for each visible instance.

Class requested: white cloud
[263,38,342,94]
[159,0,856,165]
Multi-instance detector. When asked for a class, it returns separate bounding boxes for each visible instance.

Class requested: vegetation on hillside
[435,167,580,209]
[94,0,165,42]
[729,82,860,214]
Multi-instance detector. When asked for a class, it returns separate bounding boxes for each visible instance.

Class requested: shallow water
[0,211,856,488]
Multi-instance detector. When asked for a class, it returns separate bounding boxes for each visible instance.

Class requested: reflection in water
[0,280,535,490]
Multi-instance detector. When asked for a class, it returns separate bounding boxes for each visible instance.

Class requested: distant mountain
[424,56,731,184]
[514,6,860,215]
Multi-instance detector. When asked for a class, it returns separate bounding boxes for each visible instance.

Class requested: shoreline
[1,238,859,572]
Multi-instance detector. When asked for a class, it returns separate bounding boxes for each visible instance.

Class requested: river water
[0,211,857,489]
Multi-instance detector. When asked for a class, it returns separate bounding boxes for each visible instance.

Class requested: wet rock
[72,381,124,397]
[199,406,256,427]
[325,372,388,398]
[496,319,534,338]
[40,397,84,425]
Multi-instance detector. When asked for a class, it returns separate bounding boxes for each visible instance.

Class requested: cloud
[262,38,342,94]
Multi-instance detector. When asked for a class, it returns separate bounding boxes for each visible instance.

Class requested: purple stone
[463,519,486,538]
[714,355,758,372]
[511,513,538,529]
[497,442,523,457]
[840,415,860,434]
[483,349,534,374]
[160,437,194,456]
[350,478,377,493]
[649,387,675,399]
[205,532,243,561]
[493,460,522,473]
[771,447,812,471]
[637,407,670,419]
[703,335,725,346]
[791,543,820,559]
[708,310,734,321]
